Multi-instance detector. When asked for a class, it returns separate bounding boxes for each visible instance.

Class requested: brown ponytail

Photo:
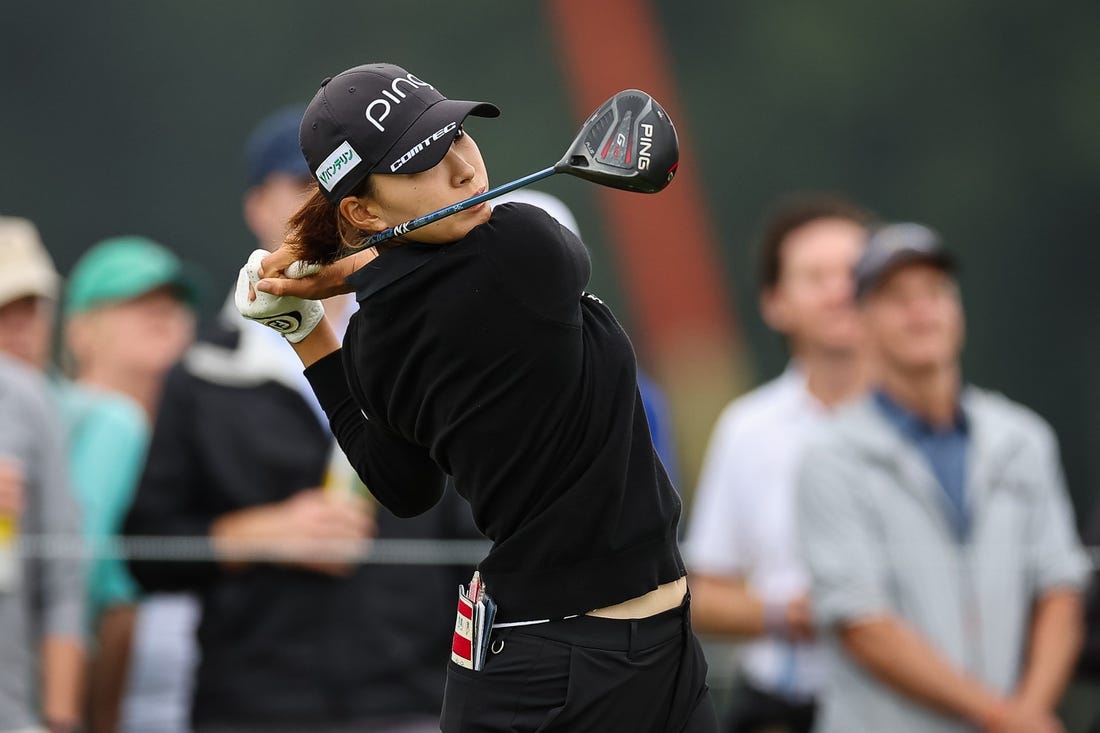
[286,177,385,264]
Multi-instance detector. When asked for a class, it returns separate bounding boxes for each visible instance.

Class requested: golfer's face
[368,128,492,244]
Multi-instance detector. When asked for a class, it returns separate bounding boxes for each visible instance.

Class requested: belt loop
[628,620,639,659]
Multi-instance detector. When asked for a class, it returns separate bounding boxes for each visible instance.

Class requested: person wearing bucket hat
[237,63,717,731]
[796,223,1088,733]
[0,216,62,370]
[0,216,85,733]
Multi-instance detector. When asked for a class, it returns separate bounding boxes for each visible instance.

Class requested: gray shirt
[0,356,84,731]
[797,387,1089,733]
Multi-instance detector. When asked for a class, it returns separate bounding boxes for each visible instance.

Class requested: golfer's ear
[340,196,387,234]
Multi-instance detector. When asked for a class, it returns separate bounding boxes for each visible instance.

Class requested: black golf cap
[300,63,500,204]
[854,222,956,300]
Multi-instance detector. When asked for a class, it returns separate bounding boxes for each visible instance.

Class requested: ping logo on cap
[316,141,362,192]
[364,73,436,132]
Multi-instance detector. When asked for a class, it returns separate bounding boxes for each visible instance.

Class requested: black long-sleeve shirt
[306,203,684,621]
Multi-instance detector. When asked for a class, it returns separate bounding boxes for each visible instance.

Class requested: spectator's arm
[209,488,373,576]
[88,605,135,733]
[797,439,999,723]
[689,573,766,636]
[69,398,147,618]
[684,404,759,635]
[795,441,889,628]
[41,636,85,729]
[25,382,85,729]
[839,616,1003,726]
[69,402,145,733]
[1009,422,1088,707]
[1027,423,1091,594]
[1015,589,1083,712]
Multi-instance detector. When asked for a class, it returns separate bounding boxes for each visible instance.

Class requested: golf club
[366,88,679,247]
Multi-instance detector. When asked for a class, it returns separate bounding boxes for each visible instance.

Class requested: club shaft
[365,166,558,247]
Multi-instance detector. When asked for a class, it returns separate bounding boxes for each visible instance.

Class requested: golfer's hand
[235,249,324,343]
[256,243,378,301]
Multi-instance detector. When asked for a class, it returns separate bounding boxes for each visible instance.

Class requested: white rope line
[2,537,1099,569]
[2,535,492,565]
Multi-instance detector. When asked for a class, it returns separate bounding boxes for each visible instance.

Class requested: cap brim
[127,267,202,310]
[65,267,201,317]
[857,250,956,300]
[372,98,500,176]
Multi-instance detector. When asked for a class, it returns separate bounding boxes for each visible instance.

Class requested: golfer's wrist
[289,315,340,367]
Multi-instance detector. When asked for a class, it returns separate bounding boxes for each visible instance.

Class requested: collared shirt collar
[784,360,855,417]
[872,387,969,439]
[345,243,449,302]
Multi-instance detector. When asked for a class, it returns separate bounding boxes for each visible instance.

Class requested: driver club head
[554,89,679,194]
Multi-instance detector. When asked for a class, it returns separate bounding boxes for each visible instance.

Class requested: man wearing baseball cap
[796,223,1089,733]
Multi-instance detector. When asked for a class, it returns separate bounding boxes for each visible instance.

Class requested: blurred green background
[2,0,1097,531]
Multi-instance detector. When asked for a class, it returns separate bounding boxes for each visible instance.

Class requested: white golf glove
[235,249,324,343]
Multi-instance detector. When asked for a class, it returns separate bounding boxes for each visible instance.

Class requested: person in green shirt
[61,236,198,733]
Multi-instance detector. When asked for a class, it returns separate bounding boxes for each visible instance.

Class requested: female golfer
[239,62,717,732]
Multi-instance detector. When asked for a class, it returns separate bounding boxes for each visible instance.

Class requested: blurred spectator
[683,193,871,733]
[0,215,85,733]
[124,106,478,733]
[1080,502,1100,733]
[491,189,680,484]
[61,236,198,733]
[0,359,86,733]
[636,367,679,486]
[797,223,1090,733]
[63,236,198,418]
[0,217,60,371]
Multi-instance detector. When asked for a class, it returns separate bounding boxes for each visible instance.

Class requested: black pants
[724,680,816,733]
[441,598,718,732]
